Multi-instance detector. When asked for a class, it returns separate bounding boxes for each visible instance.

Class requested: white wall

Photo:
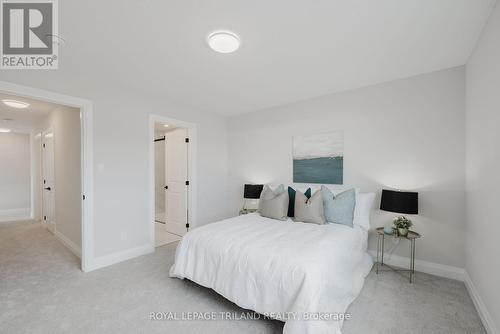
[35,106,82,249]
[228,67,466,269]
[466,1,500,332]
[0,132,31,219]
[0,78,230,264]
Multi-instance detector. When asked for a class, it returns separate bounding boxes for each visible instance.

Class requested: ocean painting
[293,132,343,184]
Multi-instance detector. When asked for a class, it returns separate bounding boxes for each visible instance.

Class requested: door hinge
[43,179,46,184]
[43,143,46,148]
[185,181,190,186]
[83,195,86,200]
[185,138,189,143]
[185,223,190,229]
[44,216,46,221]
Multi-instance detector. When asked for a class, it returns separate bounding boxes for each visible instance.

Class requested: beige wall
[35,106,82,248]
[466,1,500,331]
[228,67,466,269]
[0,132,31,216]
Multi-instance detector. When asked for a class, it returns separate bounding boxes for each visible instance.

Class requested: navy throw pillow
[287,186,311,217]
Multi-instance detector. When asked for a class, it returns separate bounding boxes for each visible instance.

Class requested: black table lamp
[380,189,418,215]
[380,189,418,236]
[242,184,263,212]
[244,184,264,199]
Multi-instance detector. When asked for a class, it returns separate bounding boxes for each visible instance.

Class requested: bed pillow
[294,190,325,224]
[258,185,289,221]
[353,192,375,230]
[321,186,356,227]
[287,186,311,217]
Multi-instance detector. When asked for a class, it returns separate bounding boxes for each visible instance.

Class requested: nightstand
[375,227,421,283]
[239,209,257,215]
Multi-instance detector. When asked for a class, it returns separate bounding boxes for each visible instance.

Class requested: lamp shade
[380,189,418,214]
[244,184,264,199]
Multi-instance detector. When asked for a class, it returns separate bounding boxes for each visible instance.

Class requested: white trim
[0,80,94,272]
[0,208,31,222]
[54,229,81,258]
[90,244,154,271]
[464,272,500,334]
[368,250,465,281]
[149,115,198,251]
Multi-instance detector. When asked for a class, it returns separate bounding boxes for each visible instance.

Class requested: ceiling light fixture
[0,128,12,133]
[207,31,241,53]
[2,99,30,109]
[164,124,169,128]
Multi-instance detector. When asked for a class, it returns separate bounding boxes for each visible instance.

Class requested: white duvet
[170,213,373,334]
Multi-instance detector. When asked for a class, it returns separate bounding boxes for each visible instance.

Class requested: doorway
[0,81,93,272]
[150,115,197,249]
[154,123,187,247]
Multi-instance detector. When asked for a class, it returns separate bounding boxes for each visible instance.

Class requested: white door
[42,130,55,233]
[164,128,188,236]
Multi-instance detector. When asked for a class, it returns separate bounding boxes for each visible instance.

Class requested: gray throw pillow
[294,190,325,225]
[321,186,356,227]
[258,185,289,221]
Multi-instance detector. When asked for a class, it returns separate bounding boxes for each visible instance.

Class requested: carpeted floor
[0,220,485,334]
[155,222,181,247]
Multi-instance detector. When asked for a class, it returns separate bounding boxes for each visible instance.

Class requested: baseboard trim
[0,208,31,222]
[89,244,154,272]
[368,250,465,281]
[54,230,82,258]
[464,272,499,334]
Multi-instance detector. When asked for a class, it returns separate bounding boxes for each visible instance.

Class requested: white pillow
[353,192,375,230]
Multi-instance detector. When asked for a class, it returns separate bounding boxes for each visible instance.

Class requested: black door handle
[44,187,51,191]
[164,185,168,190]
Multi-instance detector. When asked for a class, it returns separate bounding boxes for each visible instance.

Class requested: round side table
[375,227,421,283]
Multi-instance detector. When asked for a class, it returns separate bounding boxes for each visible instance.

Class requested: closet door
[164,128,188,236]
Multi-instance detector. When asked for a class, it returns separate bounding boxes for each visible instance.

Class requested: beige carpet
[0,220,485,334]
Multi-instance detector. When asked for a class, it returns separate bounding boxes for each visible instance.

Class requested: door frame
[149,114,197,250]
[0,80,94,272]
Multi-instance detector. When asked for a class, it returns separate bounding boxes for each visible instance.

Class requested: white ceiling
[0,93,62,132]
[3,0,497,116]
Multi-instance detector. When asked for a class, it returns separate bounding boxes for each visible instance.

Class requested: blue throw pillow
[321,186,356,227]
[288,186,311,217]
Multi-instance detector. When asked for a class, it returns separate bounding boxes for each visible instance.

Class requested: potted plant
[393,216,412,237]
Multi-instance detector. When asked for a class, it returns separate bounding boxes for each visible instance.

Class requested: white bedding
[170,213,373,334]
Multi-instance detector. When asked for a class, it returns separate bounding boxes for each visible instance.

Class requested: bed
[170,212,373,334]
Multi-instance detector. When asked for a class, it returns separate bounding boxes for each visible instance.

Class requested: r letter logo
[1,0,58,69]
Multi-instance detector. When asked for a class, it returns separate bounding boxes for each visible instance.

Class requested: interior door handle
[44,187,51,191]
[164,186,168,190]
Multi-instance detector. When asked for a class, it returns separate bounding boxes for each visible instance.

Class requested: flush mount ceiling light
[207,31,241,53]
[164,124,169,128]
[0,128,12,133]
[2,99,30,109]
